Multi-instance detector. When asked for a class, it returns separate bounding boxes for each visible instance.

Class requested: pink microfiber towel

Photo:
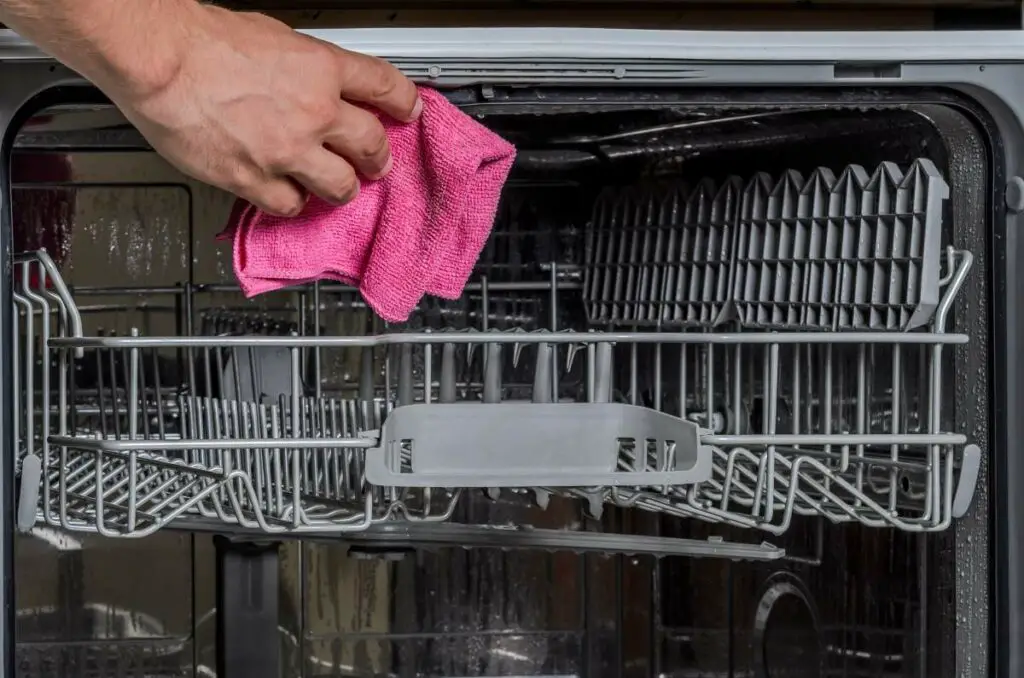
[218,88,516,323]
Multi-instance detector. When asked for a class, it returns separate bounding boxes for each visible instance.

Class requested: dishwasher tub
[0,27,1017,678]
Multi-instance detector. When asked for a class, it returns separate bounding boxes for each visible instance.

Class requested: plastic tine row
[584,158,948,331]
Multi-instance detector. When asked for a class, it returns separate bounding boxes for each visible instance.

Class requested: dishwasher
[0,23,1018,678]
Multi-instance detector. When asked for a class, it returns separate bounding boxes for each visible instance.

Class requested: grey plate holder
[364,402,711,488]
[584,159,949,332]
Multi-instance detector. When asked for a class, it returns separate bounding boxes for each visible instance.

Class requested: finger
[243,178,308,217]
[288,147,360,206]
[323,101,393,180]
[332,48,421,122]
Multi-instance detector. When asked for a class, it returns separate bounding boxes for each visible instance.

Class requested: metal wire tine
[209,397,233,523]
[200,344,214,401]
[191,398,216,520]
[182,395,201,471]
[116,329,133,436]
[302,396,314,496]
[176,395,196,517]
[228,398,243,489]
[252,402,271,518]
[341,398,357,501]
[328,399,344,501]
[532,342,553,403]
[483,343,502,404]
[762,342,780,523]
[358,345,375,403]
[90,435,107,535]
[653,337,663,412]
[135,345,152,441]
[511,339,525,369]
[53,303,72,524]
[242,400,263,511]
[316,397,331,498]
[126,329,141,532]
[423,342,433,404]
[212,340,227,400]
[230,401,251,512]
[152,349,166,441]
[440,343,457,403]
[594,342,614,404]
[290,345,302,526]
[128,329,140,439]
[267,402,283,518]
[275,393,290,501]
[398,344,414,406]
[219,403,250,532]
[565,341,581,373]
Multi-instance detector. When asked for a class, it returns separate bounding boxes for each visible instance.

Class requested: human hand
[102,3,422,216]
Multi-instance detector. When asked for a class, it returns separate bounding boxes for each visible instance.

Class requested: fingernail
[409,97,423,121]
[367,156,393,181]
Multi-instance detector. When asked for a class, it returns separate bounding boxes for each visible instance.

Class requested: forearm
[0,1,419,216]
[0,0,198,99]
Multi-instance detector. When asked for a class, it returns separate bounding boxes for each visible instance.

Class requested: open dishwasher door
[0,25,1017,678]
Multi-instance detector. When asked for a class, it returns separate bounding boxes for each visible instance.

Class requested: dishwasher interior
[8,86,992,678]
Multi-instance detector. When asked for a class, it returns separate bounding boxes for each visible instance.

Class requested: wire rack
[559,253,977,534]
[10,158,982,547]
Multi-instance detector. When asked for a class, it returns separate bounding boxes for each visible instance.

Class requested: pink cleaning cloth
[218,88,516,323]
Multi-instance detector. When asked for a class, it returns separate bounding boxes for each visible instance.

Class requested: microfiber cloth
[218,88,516,323]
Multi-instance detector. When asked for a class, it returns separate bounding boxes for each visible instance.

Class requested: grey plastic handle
[364,402,711,488]
[952,443,982,520]
[17,453,41,533]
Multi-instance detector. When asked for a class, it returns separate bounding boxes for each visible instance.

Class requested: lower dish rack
[12,237,981,547]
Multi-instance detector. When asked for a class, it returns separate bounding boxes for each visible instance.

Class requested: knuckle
[220,163,257,196]
[370,71,400,102]
[375,71,417,116]
[356,131,389,163]
[332,47,363,80]
[264,144,303,172]
[253,128,317,172]
[308,99,340,129]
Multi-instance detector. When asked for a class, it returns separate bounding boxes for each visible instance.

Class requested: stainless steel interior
[9,91,992,678]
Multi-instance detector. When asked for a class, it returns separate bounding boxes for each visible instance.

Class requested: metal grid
[12,244,979,543]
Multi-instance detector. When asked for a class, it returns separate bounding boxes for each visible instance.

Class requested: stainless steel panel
[8,86,992,678]
[15,531,195,678]
[299,495,589,677]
